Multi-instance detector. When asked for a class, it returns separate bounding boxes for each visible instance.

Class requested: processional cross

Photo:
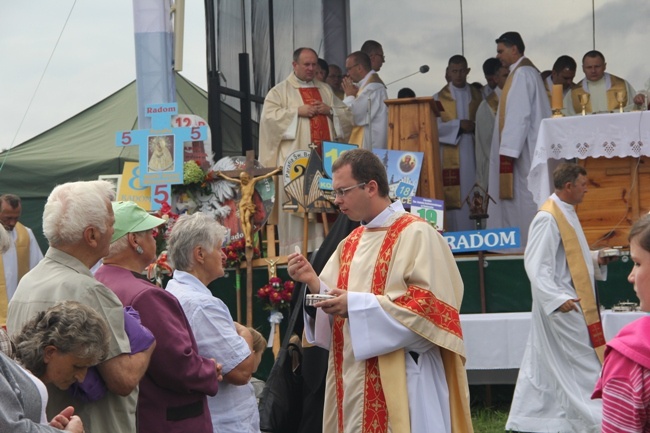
[216,150,281,326]
[115,103,208,210]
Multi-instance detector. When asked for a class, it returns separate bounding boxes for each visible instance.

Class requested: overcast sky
[2,0,649,150]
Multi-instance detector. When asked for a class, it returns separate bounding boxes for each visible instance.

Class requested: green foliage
[183,160,205,185]
[471,407,509,433]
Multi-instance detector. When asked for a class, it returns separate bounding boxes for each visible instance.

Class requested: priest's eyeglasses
[332,182,366,198]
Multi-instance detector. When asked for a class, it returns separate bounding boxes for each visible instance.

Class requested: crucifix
[216,150,282,326]
[264,257,279,279]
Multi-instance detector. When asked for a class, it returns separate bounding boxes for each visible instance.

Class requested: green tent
[0,72,252,250]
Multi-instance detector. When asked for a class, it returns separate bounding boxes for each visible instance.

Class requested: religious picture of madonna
[148,135,175,172]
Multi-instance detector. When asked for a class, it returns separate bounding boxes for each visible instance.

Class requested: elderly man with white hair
[7,180,155,433]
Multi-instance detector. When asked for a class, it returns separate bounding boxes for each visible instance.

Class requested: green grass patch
[471,406,509,433]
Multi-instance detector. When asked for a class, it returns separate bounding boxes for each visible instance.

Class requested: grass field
[471,406,509,432]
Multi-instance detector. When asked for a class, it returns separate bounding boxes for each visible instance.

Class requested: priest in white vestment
[506,163,611,433]
[287,149,473,433]
[487,32,551,252]
[542,55,577,102]
[480,57,501,100]
[0,194,43,326]
[564,50,641,115]
[342,51,388,150]
[475,65,508,192]
[259,47,352,255]
[434,55,482,232]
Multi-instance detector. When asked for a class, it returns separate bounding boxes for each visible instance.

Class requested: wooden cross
[217,150,281,326]
[219,150,281,182]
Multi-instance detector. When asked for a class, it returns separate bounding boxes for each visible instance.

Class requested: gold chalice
[579,93,590,116]
[615,91,625,113]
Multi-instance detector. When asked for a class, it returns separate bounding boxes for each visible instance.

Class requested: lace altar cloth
[528,111,650,206]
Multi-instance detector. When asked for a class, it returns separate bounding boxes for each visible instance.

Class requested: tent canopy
[0,72,254,250]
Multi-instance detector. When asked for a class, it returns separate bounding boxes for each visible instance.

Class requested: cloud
[2,0,649,150]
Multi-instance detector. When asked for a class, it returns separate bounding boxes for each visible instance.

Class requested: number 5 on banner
[151,184,170,211]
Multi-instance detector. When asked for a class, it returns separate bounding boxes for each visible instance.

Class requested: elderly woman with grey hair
[166,212,259,433]
[1,300,110,432]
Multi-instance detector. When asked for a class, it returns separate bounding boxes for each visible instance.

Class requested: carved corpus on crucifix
[264,257,279,279]
[216,150,281,326]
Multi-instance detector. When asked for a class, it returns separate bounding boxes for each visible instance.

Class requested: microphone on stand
[385,65,430,86]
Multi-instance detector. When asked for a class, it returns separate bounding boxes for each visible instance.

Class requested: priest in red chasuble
[260,47,352,255]
[287,149,473,433]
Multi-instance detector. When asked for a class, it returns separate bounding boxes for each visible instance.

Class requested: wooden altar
[530,112,650,247]
[577,156,650,247]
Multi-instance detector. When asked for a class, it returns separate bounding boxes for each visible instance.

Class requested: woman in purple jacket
[95,201,222,433]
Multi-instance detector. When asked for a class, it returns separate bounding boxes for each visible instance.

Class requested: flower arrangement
[222,239,261,268]
[151,202,179,256]
[175,160,217,196]
[145,203,179,286]
[257,277,295,311]
[147,251,173,287]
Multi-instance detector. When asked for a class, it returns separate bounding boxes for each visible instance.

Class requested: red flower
[269,291,282,304]
[256,275,296,311]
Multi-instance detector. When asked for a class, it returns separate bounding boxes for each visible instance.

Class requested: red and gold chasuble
[331,214,463,433]
[298,88,332,155]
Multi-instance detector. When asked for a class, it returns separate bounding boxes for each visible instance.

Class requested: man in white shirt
[360,40,385,76]
[543,55,577,100]
[564,50,644,115]
[434,55,483,231]
[475,64,508,192]
[326,64,345,100]
[487,31,551,251]
[342,51,388,150]
[506,163,613,433]
[481,57,501,100]
[0,194,43,326]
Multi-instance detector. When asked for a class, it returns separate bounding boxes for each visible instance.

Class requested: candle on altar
[551,84,564,110]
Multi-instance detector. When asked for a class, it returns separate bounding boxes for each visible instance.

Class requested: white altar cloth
[460,310,646,383]
[528,111,650,206]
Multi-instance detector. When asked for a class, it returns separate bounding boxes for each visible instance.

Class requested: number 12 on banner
[410,196,444,232]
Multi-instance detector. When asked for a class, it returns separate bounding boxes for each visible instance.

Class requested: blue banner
[443,227,521,253]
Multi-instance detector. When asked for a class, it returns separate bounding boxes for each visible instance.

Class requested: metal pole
[592,0,596,49]
[205,0,223,161]
[269,0,276,87]
[241,0,247,54]
[459,0,465,56]
[239,53,253,154]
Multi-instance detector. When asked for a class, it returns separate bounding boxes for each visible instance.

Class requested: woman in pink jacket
[593,214,650,432]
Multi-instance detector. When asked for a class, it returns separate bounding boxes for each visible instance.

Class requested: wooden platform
[577,156,649,248]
